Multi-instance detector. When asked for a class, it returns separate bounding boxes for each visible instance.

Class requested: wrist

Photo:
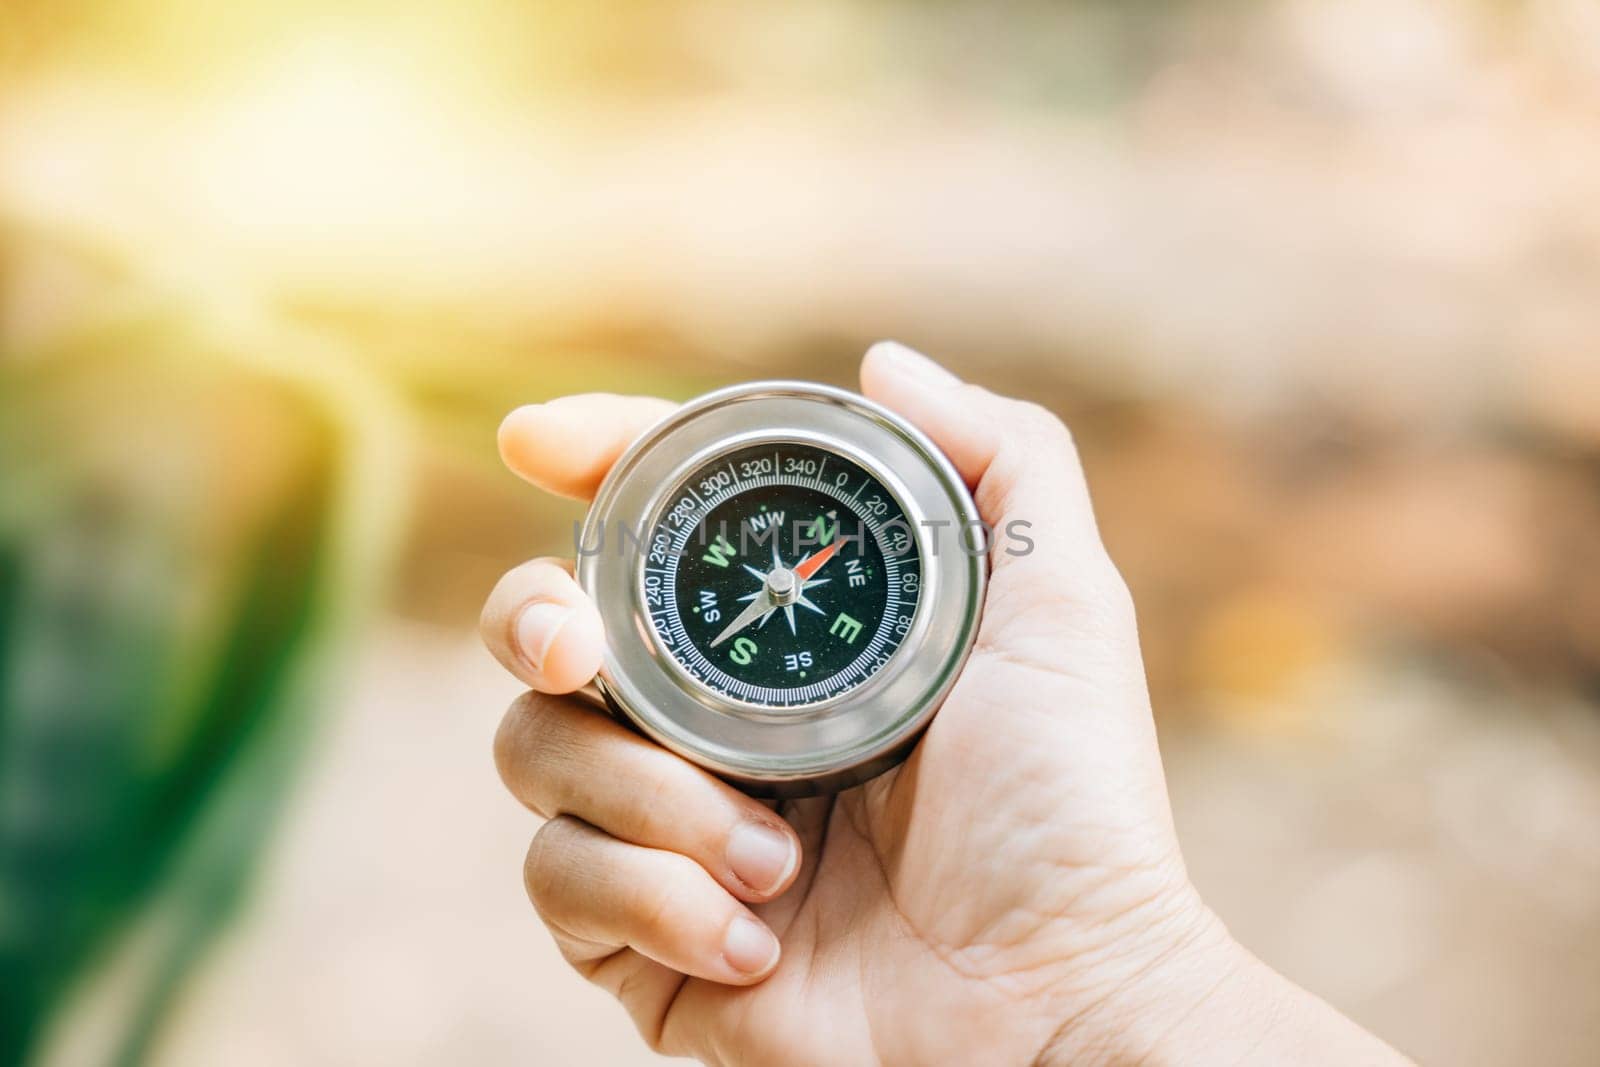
[1031,892,1244,1067]
[1033,898,1411,1067]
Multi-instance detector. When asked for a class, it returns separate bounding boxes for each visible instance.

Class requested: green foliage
[0,308,406,1065]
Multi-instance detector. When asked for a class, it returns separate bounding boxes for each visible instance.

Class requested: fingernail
[722,914,780,976]
[870,340,962,388]
[515,601,572,672]
[727,821,798,894]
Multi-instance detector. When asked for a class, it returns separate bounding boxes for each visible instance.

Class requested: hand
[482,343,1411,1065]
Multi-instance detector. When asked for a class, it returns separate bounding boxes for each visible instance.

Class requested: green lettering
[829,613,863,644]
[702,533,738,567]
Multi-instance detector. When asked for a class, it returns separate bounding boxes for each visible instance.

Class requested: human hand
[483,343,1409,1065]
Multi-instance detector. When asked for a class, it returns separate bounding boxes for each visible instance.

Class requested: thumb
[859,341,1133,651]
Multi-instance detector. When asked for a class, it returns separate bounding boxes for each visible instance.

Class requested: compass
[577,382,985,795]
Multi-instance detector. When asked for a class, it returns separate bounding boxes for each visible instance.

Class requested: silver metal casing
[576,382,986,795]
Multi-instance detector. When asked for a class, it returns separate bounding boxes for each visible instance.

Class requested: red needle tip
[793,539,842,581]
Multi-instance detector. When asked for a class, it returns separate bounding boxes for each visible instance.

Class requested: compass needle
[710,593,772,648]
[792,539,842,582]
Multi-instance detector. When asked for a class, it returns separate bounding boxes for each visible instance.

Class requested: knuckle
[633,885,678,944]
[629,859,696,942]
[1097,558,1135,610]
[1019,402,1076,454]
[637,1015,673,1057]
[481,558,577,644]
[629,750,719,837]
[982,401,1082,496]
[523,814,585,913]
[1096,564,1140,634]
[618,759,679,837]
[492,691,555,795]
[1073,548,1134,606]
[484,560,538,622]
[988,552,1138,648]
[982,390,1071,445]
[492,687,582,812]
[491,694,531,790]
[1071,556,1140,639]
[521,829,555,911]
[477,594,501,646]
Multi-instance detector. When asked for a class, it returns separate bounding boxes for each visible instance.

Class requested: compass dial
[579,382,984,795]
[645,443,921,709]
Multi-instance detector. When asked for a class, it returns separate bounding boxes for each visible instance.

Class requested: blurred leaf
[0,297,407,1065]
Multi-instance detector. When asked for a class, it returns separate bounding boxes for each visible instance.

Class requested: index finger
[498,394,677,501]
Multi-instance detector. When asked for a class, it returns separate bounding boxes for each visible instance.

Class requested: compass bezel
[577,382,986,795]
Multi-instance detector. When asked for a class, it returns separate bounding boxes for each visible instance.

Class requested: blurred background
[3,0,1598,1064]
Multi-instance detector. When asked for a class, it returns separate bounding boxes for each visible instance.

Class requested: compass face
[644,442,922,708]
[581,382,985,794]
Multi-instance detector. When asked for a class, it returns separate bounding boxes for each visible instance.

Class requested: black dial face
[642,441,922,708]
